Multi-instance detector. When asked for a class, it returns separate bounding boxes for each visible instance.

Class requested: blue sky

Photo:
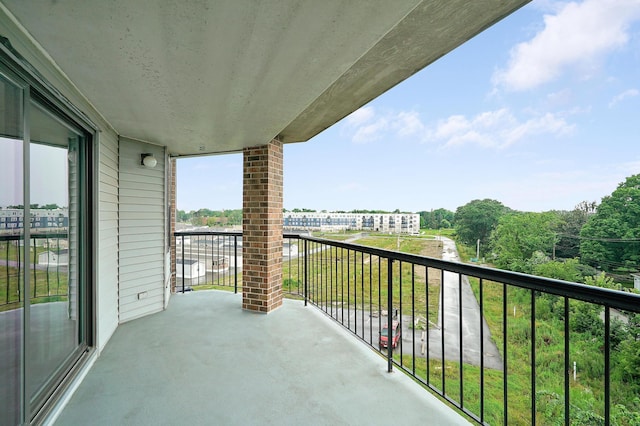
[178,0,640,214]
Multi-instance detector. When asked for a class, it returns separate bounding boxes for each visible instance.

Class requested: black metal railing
[174,231,640,425]
[173,231,305,297]
[0,233,69,310]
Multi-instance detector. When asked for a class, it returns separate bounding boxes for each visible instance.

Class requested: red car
[379,321,401,349]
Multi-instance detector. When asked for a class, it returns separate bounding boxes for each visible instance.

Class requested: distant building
[0,208,69,231]
[176,259,206,279]
[283,212,420,234]
[38,250,69,266]
[632,273,640,291]
[211,256,229,272]
[283,242,299,257]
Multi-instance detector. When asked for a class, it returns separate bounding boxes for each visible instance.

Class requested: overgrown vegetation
[446,174,640,424]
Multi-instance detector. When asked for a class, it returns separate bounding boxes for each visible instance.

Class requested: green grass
[312,230,361,241]
[189,236,444,323]
[0,265,68,312]
[421,228,456,238]
[395,354,525,425]
[0,240,67,262]
[298,237,442,323]
[456,240,640,425]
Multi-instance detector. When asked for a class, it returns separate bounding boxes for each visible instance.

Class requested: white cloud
[351,117,388,143]
[608,88,639,108]
[493,0,640,91]
[393,111,426,137]
[546,89,572,106]
[345,106,375,127]
[429,108,574,149]
[343,106,574,150]
[343,107,426,144]
[343,106,389,143]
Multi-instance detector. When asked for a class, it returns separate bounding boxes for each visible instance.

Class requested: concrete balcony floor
[55,290,469,425]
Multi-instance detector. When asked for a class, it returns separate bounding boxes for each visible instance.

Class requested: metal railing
[173,231,305,297]
[0,233,69,310]
[173,231,640,425]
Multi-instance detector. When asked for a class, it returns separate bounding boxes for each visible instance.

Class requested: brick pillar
[242,139,283,313]
[170,157,177,293]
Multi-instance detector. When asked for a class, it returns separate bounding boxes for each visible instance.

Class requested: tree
[580,174,640,272]
[490,212,559,271]
[553,201,595,259]
[454,199,509,250]
[41,203,61,210]
[584,272,617,289]
[177,210,191,222]
[419,208,455,229]
[533,258,582,282]
[226,209,242,225]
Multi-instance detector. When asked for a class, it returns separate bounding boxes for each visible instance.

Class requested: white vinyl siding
[67,138,78,320]
[96,130,119,351]
[118,138,165,323]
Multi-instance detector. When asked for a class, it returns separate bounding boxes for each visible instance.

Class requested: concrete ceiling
[1,0,529,156]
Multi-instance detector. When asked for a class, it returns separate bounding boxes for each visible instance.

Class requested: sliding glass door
[0,61,92,425]
[0,71,25,426]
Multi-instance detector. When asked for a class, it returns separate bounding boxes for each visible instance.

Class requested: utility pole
[476,239,480,260]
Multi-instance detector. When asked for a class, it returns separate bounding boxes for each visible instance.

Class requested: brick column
[242,139,283,313]
[169,157,177,293]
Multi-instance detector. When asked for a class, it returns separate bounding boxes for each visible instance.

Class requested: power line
[556,233,640,243]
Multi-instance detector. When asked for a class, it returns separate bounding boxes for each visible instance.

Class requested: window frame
[0,39,97,425]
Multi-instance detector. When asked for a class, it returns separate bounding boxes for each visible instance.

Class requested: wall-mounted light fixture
[141,153,157,169]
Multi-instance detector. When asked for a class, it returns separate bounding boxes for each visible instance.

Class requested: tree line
[3,203,64,210]
[454,174,640,281]
[178,208,415,226]
[452,174,640,424]
[178,208,242,227]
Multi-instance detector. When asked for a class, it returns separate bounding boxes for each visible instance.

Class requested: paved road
[427,237,503,370]
[306,236,503,370]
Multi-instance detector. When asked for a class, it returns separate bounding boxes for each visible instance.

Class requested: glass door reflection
[28,99,85,411]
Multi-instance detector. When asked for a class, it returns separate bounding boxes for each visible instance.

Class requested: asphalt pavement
[427,237,503,369]
[314,236,503,371]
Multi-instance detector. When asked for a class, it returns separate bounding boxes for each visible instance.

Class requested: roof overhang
[0,0,530,156]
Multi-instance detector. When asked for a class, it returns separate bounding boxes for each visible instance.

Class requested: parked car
[379,320,401,349]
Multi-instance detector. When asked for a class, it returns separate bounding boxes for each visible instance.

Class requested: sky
[177,0,640,214]
[0,139,69,207]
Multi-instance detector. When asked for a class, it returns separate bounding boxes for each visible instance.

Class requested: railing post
[181,234,185,293]
[387,258,394,373]
[604,307,611,426]
[234,235,238,294]
[304,238,308,306]
[4,240,9,303]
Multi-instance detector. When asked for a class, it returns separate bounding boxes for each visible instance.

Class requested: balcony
[168,231,640,425]
[7,231,639,424]
[54,290,468,425]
